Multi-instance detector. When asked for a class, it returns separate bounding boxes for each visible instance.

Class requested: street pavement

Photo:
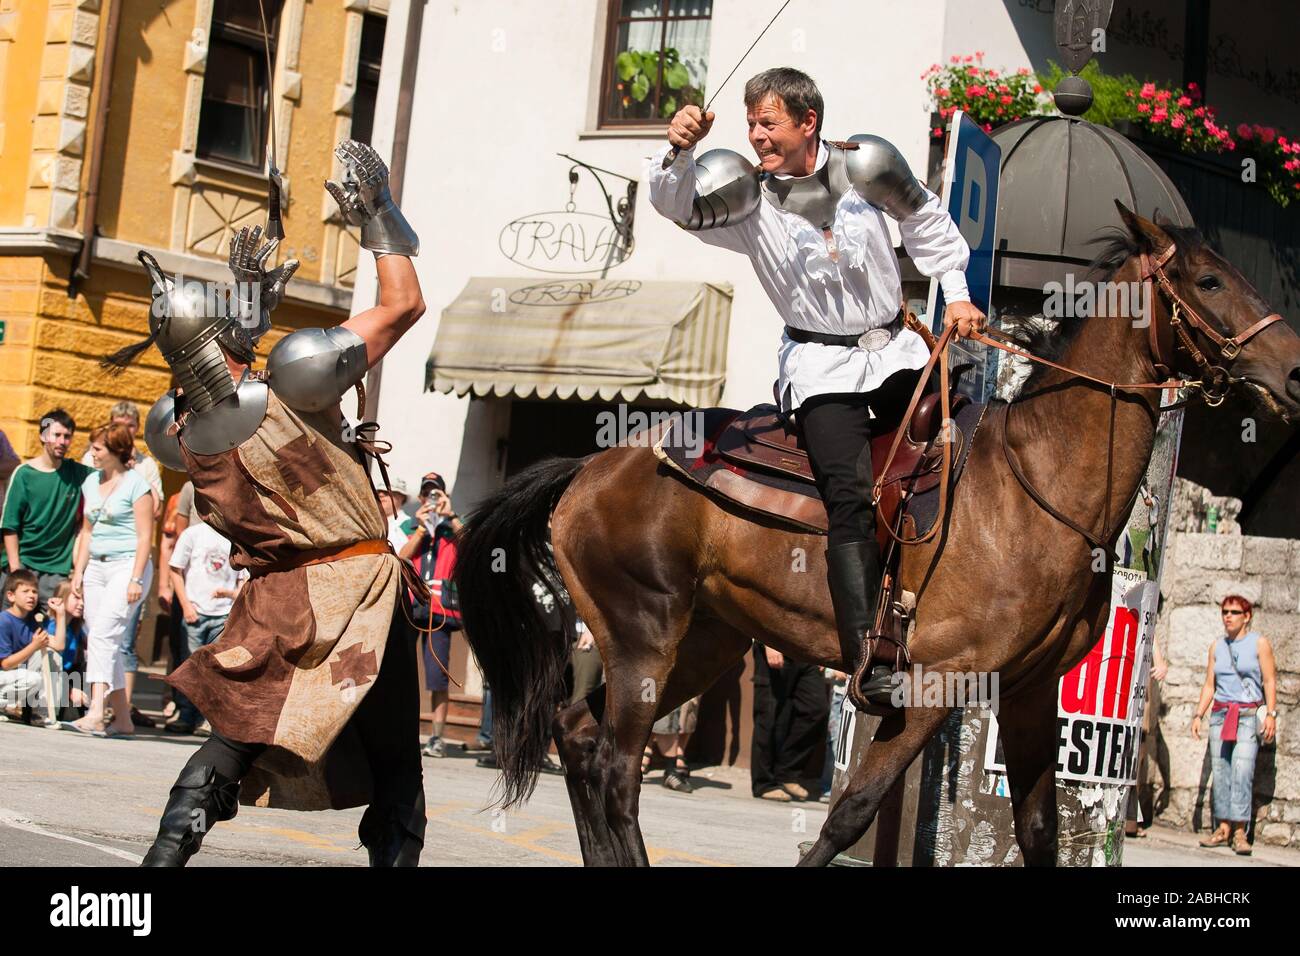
[2,716,1295,868]
[0,716,825,867]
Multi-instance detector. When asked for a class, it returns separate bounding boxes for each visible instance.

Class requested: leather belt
[785,309,903,350]
[248,538,392,578]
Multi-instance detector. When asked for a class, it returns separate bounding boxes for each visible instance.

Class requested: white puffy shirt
[648,141,971,410]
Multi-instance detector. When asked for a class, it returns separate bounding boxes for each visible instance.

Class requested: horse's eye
[1197,275,1221,291]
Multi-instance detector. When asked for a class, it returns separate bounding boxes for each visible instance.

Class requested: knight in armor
[648,68,986,712]
[106,140,429,865]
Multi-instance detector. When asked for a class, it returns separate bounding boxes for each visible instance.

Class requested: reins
[874,239,1282,551]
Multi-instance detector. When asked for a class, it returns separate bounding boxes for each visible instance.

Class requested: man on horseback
[648,68,986,711]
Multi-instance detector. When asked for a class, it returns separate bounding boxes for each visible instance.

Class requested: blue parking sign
[925,111,1001,400]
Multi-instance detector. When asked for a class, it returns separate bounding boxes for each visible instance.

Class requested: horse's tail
[454,456,588,808]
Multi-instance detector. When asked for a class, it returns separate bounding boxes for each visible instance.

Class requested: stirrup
[847,633,909,716]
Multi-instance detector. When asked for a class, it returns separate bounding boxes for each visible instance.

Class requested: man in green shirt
[1,409,93,611]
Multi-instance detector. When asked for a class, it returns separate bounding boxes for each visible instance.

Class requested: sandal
[1198,826,1231,848]
[1231,829,1252,855]
[641,745,653,778]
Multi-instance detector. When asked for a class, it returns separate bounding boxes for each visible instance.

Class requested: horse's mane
[998,219,1208,393]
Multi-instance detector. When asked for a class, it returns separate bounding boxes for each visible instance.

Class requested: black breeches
[797,368,924,550]
[182,606,423,809]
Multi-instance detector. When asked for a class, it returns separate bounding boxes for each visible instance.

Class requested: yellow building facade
[0,0,388,464]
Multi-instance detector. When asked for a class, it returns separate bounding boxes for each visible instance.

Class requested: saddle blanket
[653,402,987,539]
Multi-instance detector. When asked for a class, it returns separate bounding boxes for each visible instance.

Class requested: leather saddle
[654,392,982,552]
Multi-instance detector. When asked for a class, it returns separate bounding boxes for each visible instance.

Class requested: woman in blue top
[1192,594,1278,855]
[67,423,154,737]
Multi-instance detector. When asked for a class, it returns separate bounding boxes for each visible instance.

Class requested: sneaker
[462,738,491,753]
[194,720,212,738]
[663,764,694,793]
[475,753,499,769]
[421,738,446,758]
[130,708,157,728]
[165,721,195,735]
[759,788,793,802]
[540,755,564,775]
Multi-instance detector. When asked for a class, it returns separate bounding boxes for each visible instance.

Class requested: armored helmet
[134,251,258,413]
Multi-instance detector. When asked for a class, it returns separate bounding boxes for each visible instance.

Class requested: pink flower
[1125,90,1135,98]
[1017,67,1030,76]
[975,50,985,59]
[968,84,986,97]
[933,127,944,138]
[1193,106,1206,117]
[937,88,949,98]
[988,69,999,78]
[1237,123,1252,139]
[1258,127,1276,144]
[997,84,1009,92]
[1136,103,1151,114]
[1139,82,1156,99]
[1171,115,1185,129]
[987,89,998,99]
[1177,96,1192,107]
[1001,95,1013,104]
[1033,84,1043,94]
[983,123,993,132]
[951,55,960,64]
[1151,108,1167,124]
[996,107,1005,115]
[1155,89,1171,102]
[1285,158,1300,172]
[964,55,973,63]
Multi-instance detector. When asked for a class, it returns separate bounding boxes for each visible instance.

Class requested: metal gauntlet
[326,139,420,257]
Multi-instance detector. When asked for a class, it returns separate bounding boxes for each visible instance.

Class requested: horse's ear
[1113,200,1173,254]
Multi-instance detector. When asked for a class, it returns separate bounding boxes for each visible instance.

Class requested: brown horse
[455,206,1300,866]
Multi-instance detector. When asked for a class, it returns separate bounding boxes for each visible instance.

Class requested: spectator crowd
[2,409,886,812]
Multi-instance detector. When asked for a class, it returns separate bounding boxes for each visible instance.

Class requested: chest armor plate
[180,376,269,457]
[759,146,852,231]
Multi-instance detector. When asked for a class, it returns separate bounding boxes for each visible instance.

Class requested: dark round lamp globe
[1054,75,1094,116]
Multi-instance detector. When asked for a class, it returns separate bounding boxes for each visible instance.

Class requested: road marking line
[0,808,144,864]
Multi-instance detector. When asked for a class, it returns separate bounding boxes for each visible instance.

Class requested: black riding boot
[140,764,241,866]
[358,789,426,867]
[825,540,897,714]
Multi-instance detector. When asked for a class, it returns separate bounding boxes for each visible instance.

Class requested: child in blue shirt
[0,569,61,723]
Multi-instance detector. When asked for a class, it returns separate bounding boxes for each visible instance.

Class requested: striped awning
[426,278,733,408]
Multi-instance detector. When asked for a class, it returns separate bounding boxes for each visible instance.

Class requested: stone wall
[1150,527,1300,846]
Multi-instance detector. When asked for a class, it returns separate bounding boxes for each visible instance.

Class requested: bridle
[1138,242,1283,407]
[874,240,1284,553]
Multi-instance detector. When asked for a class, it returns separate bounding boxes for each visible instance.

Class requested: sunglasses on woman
[1222,609,1245,616]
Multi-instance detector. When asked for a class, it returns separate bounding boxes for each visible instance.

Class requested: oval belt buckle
[857,328,892,352]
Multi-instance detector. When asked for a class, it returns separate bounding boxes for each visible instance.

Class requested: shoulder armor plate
[145,391,187,472]
[180,377,269,457]
[266,325,369,413]
[844,134,927,220]
[680,149,761,231]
